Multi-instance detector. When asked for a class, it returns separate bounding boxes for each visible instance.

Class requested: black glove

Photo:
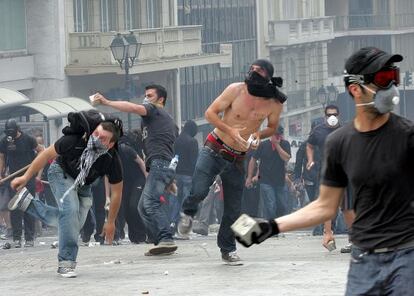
[235,218,280,248]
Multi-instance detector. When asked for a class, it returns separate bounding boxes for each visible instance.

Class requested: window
[101,0,118,32]
[146,0,162,28]
[283,0,298,20]
[0,0,26,51]
[74,0,91,32]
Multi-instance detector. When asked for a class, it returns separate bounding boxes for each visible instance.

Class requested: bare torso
[214,83,280,151]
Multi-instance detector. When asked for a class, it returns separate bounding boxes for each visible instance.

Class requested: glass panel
[101,0,118,32]
[0,0,26,51]
[74,0,90,32]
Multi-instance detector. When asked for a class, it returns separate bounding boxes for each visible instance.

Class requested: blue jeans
[169,174,192,225]
[259,184,285,219]
[138,159,175,244]
[346,245,414,295]
[182,146,244,254]
[26,162,92,268]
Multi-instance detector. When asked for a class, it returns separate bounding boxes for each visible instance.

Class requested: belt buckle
[219,148,234,162]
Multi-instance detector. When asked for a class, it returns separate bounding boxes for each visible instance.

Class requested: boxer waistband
[205,132,245,162]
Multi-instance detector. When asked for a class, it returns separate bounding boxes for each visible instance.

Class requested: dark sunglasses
[326,113,338,117]
[365,66,400,89]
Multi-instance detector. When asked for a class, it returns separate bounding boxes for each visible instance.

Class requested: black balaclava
[5,119,19,140]
[245,59,287,103]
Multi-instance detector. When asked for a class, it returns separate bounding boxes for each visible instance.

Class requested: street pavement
[0,230,350,296]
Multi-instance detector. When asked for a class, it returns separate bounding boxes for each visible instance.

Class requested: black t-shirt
[118,143,145,185]
[253,139,291,186]
[174,133,199,176]
[322,113,414,250]
[0,133,37,174]
[54,135,123,185]
[141,103,178,167]
[308,123,340,163]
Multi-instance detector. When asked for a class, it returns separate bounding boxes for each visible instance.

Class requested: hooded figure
[182,120,198,138]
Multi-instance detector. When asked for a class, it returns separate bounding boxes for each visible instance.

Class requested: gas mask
[5,129,17,140]
[357,85,400,114]
[326,115,339,127]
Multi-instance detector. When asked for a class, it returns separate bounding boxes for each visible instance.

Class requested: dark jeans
[138,159,175,245]
[346,245,414,295]
[182,147,244,254]
[10,180,35,241]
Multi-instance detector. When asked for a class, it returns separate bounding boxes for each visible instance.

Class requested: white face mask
[326,115,339,127]
[143,96,151,104]
[356,85,400,114]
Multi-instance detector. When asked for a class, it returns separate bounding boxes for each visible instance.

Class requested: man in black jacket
[171,120,198,233]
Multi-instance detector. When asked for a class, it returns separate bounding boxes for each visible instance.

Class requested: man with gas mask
[233,47,414,295]
[0,119,43,248]
[306,105,355,252]
[178,59,286,265]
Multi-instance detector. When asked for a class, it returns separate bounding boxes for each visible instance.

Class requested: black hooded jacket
[174,120,199,176]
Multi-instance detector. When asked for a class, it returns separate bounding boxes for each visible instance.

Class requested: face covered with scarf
[245,59,287,103]
[74,124,116,189]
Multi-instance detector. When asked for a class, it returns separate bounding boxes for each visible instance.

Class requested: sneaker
[112,240,121,246]
[222,251,243,266]
[146,241,177,256]
[193,223,208,236]
[144,250,175,256]
[340,243,352,253]
[8,187,33,211]
[13,240,22,248]
[24,240,34,247]
[57,267,77,278]
[177,213,193,235]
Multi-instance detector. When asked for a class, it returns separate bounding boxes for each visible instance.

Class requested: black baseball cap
[345,47,403,75]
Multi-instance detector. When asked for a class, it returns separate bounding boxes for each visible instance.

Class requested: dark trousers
[241,185,260,217]
[10,180,36,241]
[81,179,106,243]
[115,181,146,243]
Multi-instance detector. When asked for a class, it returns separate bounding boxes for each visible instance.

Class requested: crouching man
[9,116,124,278]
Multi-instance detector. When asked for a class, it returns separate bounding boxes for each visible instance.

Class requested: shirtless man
[178,59,286,264]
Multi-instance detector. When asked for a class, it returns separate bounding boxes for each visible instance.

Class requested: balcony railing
[68,25,203,66]
[334,13,414,32]
[268,17,334,46]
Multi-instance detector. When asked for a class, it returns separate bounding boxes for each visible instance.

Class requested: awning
[0,88,30,109]
[0,97,94,120]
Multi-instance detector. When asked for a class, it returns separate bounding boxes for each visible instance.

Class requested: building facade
[257,0,414,138]
[0,0,232,142]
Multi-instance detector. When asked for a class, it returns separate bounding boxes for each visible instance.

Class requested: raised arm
[92,93,148,116]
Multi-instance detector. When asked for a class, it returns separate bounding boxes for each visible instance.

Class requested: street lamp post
[110,32,142,130]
